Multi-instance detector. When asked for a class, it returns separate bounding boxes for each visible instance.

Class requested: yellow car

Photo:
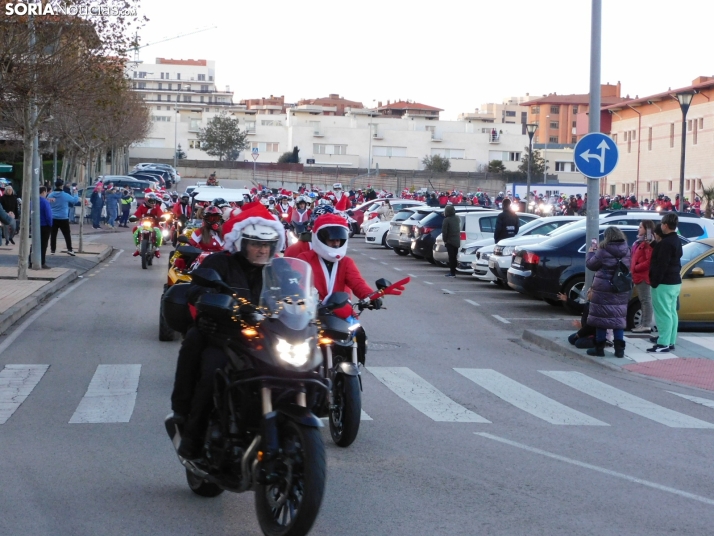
[628,238,714,329]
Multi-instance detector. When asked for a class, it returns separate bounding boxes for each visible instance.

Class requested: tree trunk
[17,108,34,280]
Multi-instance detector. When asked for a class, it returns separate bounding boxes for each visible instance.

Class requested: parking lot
[351,237,582,333]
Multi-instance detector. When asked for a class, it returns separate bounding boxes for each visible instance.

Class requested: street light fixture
[525,123,538,212]
[675,91,694,211]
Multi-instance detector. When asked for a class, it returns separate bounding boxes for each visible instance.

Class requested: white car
[365,205,423,248]
[457,215,582,274]
[359,199,424,234]
[471,244,497,281]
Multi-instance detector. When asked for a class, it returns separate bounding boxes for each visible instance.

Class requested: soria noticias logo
[5,2,138,16]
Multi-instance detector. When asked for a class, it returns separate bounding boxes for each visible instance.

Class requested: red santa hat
[223,202,285,253]
[311,213,349,262]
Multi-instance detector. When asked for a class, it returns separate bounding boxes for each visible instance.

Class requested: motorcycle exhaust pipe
[238,434,261,492]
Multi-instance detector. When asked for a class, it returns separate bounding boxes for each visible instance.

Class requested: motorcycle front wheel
[140,239,148,269]
[255,420,326,536]
[329,374,361,447]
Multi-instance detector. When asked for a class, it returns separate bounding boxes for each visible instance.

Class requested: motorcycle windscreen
[260,257,318,330]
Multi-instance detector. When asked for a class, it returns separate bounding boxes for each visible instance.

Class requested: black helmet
[212,198,226,207]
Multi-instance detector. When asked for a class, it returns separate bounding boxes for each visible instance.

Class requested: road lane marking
[493,315,510,324]
[361,410,373,421]
[442,289,454,294]
[668,392,714,409]
[680,336,714,353]
[368,367,490,423]
[380,262,388,265]
[394,267,403,271]
[407,274,419,278]
[0,279,87,358]
[455,369,607,426]
[475,432,714,506]
[70,365,141,424]
[540,371,714,428]
[465,300,480,307]
[424,281,433,285]
[0,365,49,424]
[369,257,377,260]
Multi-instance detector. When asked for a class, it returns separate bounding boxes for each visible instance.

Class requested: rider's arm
[342,256,373,300]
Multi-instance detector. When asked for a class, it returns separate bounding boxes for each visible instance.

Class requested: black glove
[197,315,218,335]
[372,298,383,310]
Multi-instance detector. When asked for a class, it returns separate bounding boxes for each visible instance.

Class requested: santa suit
[333,191,350,212]
[133,203,163,224]
[188,229,224,252]
[173,202,192,219]
[283,239,311,258]
[297,214,373,319]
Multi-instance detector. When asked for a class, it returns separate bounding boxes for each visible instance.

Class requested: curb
[0,269,78,336]
[522,329,623,372]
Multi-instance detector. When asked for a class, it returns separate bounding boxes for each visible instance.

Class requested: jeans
[107,209,118,227]
[652,284,681,346]
[445,243,458,276]
[91,204,103,228]
[596,328,623,342]
[634,282,653,328]
[119,208,131,226]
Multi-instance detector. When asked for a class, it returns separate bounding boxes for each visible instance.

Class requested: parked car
[358,199,424,233]
[365,206,423,248]
[431,212,539,265]
[627,238,714,329]
[129,172,164,188]
[558,211,713,240]
[131,168,172,188]
[412,207,503,263]
[393,207,442,255]
[471,244,498,282]
[133,163,180,184]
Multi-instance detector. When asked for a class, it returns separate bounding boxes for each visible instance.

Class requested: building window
[550,106,560,114]
[627,134,631,153]
[200,96,203,103]
[571,136,577,144]
[572,121,577,128]
[200,85,209,92]
[138,72,146,78]
[668,180,673,191]
[549,136,558,143]
[157,95,161,101]
[176,73,181,80]
[646,182,651,193]
[555,162,574,172]
[372,146,406,157]
[550,121,559,129]
[166,95,171,102]
[152,116,172,122]
[648,127,652,150]
[198,74,205,81]
[670,123,675,148]
[183,95,191,102]
[532,106,540,114]
[686,179,691,190]
[612,133,617,143]
[209,75,213,81]
[431,148,465,159]
[610,185,616,197]
[698,179,703,190]
[314,144,347,155]
[189,140,201,149]
[506,152,521,162]
[309,120,321,134]
[693,120,698,145]
[505,110,516,117]
[688,119,693,132]
[137,82,146,89]
[245,121,256,133]
[261,120,283,126]
[572,106,579,114]
[160,73,164,79]
[699,118,704,129]
[631,130,636,141]
[250,142,279,152]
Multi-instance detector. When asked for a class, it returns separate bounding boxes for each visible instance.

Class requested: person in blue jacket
[47,179,78,256]
[30,186,53,269]
[105,187,121,229]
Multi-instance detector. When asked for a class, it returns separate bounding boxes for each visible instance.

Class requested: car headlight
[276,338,310,366]
[368,226,379,232]
[501,246,515,256]
[481,253,491,261]
[464,246,479,255]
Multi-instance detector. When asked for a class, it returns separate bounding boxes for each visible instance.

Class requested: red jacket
[188,229,224,252]
[172,202,192,218]
[631,240,652,285]
[133,204,163,223]
[298,250,372,319]
[283,240,311,258]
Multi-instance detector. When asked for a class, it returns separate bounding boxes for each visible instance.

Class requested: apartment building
[603,76,714,200]
[458,95,531,127]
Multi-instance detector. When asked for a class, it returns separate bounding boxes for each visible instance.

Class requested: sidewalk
[524,329,714,391]
[0,230,113,335]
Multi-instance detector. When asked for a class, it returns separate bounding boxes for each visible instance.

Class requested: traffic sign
[574,132,619,179]
[251,148,259,155]
[251,153,259,161]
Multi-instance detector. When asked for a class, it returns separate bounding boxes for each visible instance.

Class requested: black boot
[587,341,605,357]
[614,339,626,358]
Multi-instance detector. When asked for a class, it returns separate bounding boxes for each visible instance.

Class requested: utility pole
[585,0,602,292]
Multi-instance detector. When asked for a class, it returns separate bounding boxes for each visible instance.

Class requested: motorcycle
[129,215,158,270]
[315,277,410,447]
[171,214,188,247]
[164,257,329,536]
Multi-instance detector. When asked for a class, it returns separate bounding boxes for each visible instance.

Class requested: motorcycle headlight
[276,338,310,366]
[141,221,152,228]
[162,229,170,237]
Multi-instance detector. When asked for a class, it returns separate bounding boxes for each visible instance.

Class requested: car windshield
[259,257,317,331]
[681,241,713,266]
[419,212,443,227]
[404,212,431,224]
[394,210,416,221]
[517,218,556,235]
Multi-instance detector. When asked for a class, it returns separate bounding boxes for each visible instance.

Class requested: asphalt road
[2,205,714,535]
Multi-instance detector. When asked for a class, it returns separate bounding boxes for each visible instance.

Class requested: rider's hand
[371,298,383,310]
[197,315,218,335]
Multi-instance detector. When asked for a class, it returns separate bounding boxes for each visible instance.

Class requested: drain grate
[369,342,403,351]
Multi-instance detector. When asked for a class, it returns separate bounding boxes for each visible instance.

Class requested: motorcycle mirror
[177,235,190,244]
[128,216,137,223]
[375,278,391,290]
[324,291,350,310]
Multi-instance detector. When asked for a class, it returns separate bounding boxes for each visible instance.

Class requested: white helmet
[318,198,332,206]
[333,182,343,190]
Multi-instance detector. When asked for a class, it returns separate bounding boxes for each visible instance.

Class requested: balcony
[372,131,383,140]
[488,133,501,144]
[313,130,324,137]
[430,133,442,142]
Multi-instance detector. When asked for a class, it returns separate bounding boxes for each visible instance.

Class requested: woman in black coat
[585,226,631,357]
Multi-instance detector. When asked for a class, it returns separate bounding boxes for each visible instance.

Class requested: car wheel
[382,233,392,249]
[561,277,585,315]
[627,298,642,330]
[395,248,409,256]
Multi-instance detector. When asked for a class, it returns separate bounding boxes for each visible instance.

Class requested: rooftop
[377,100,443,112]
[603,76,714,111]
[156,58,207,66]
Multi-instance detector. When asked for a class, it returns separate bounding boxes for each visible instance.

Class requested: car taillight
[522,251,540,265]
[421,226,435,235]
[460,231,466,241]
[368,213,378,220]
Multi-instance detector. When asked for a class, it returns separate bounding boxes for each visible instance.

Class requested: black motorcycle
[164,257,329,536]
[315,277,410,447]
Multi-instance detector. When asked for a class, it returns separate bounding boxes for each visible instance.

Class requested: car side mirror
[323,291,350,310]
[177,235,190,244]
[690,267,705,278]
[375,278,391,290]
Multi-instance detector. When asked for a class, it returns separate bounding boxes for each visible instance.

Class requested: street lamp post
[526,123,538,212]
[675,91,694,211]
[173,101,179,168]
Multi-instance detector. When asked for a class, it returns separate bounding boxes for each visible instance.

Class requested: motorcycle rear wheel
[159,301,176,341]
[186,468,224,498]
[255,420,326,536]
[329,374,361,447]
[140,239,148,269]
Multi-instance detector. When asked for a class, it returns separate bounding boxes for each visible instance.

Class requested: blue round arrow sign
[574,132,619,179]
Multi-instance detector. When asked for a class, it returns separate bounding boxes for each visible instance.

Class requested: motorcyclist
[161,192,173,211]
[188,206,225,252]
[170,202,286,459]
[297,213,380,365]
[283,204,334,258]
[207,172,218,186]
[132,193,164,258]
[289,195,311,234]
[172,193,192,219]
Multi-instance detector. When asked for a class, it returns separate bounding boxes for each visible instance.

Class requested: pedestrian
[648,213,683,353]
[493,198,519,243]
[119,189,134,227]
[68,183,78,223]
[376,199,394,222]
[90,182,104,229]
[30,186,52,269]
[47,179,78,256]
[585,226,632,358]
[441,204,460,277]
[0,185,19,244]
[560,287,595,349]
[105,187,121,229]
[630,220,655,333]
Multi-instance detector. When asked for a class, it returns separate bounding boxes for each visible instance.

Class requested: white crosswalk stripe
[541,371,714,428]
[367,367,490,423]
[0,365,49,424]
[668,391,714,409]
[455,369,608,426]
[69,365,141,424]
[680,336,714,352]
